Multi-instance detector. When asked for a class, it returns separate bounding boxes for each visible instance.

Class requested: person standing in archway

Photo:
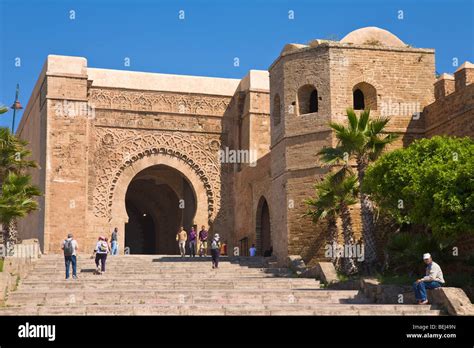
[110,227,119,256]
[176,226,187,258]
[198,225,208,257]
[189,226,197,257]
[210,233,221,269]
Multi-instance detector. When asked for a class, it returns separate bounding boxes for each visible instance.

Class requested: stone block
[301,262,338,285]
[428,287,474,316]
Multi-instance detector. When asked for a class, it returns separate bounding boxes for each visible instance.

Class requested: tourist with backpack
[198,225,208,257]
[110,227,119,255]
[210,233,221,269]
[61,233,78,280]
[93,236,109,274]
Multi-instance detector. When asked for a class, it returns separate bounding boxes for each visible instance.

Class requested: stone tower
[268,27,435,264]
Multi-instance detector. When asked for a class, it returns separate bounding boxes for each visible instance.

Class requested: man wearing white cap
[413,253,445,304]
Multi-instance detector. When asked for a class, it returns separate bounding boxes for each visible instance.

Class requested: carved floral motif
[92,127,223,223]
[89,88,232,116]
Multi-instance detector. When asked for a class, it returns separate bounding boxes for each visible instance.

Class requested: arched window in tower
[353,89,365,110]
[297,85,318,115]
[352,82,377,111]
[309,89,318,113]
[273,94,281,126]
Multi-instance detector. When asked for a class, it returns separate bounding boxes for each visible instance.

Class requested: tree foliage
[363,136,474,239]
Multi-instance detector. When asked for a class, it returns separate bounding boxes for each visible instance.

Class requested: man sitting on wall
[413,253,445,305]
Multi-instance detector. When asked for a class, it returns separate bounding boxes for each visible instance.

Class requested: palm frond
[368,117,391,136]
[346,108,358,131]
[358,109,370,131]
[318,146,347,165]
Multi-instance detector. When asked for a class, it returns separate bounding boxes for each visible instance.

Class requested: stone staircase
[0,254,444,315]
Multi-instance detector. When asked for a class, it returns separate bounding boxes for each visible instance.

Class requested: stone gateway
[16,27,474,265]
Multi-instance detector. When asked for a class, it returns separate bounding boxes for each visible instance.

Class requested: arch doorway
[255,196,271,256]
[124,164,197,254]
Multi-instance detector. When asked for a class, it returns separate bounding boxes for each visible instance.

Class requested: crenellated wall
[424,62,474,138]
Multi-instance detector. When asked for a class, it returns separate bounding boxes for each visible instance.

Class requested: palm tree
[0,127,37,181]
[305,173,359,275]
[318,108,398,271]
[304,178,340,268]
[0,172,41,252]
[0,127,41,250]
[332,174,359,275]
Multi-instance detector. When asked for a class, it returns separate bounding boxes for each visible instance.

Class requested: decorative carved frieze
[89,88,232,116]
[92,127,223,223]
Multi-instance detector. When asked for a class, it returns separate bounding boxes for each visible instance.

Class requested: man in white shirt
[413,253,445,304]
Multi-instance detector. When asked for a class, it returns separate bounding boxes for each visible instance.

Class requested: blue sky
[1,0,473,130]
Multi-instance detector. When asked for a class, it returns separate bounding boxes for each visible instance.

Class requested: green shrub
[363,136,474,240]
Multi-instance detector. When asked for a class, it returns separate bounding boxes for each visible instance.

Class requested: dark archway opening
[256,197,271,256]
[353,89,365,110]
[124,165,196,254]
[297,85,319,115]
[309,89,318,113]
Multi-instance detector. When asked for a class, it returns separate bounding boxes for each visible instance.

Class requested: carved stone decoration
[92,127,222,223]
[90,88,231,116]
[208,139,221,152]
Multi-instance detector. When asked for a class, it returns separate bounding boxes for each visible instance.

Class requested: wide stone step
[18,278,320,288]
[25,273,274,279]
[0,303,443,316]
[6,289,368,306]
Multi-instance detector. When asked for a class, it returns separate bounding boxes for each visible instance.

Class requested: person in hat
[413,253,445,304]
[61,233,79,280]
[210,233,221,269]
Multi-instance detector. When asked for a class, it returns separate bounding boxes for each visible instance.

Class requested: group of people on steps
[61,228,119,278]
[61,225,223,279]
[176,225,222,268]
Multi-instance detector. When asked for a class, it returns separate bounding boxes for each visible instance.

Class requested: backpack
[98,241,108,253]
[211,239,219,250]
[64,239,74,256]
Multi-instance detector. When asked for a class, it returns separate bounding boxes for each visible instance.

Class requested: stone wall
[423,64,474,138]
[232,153,271,253]
[16,63,48,248]
[230,71,271,254]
